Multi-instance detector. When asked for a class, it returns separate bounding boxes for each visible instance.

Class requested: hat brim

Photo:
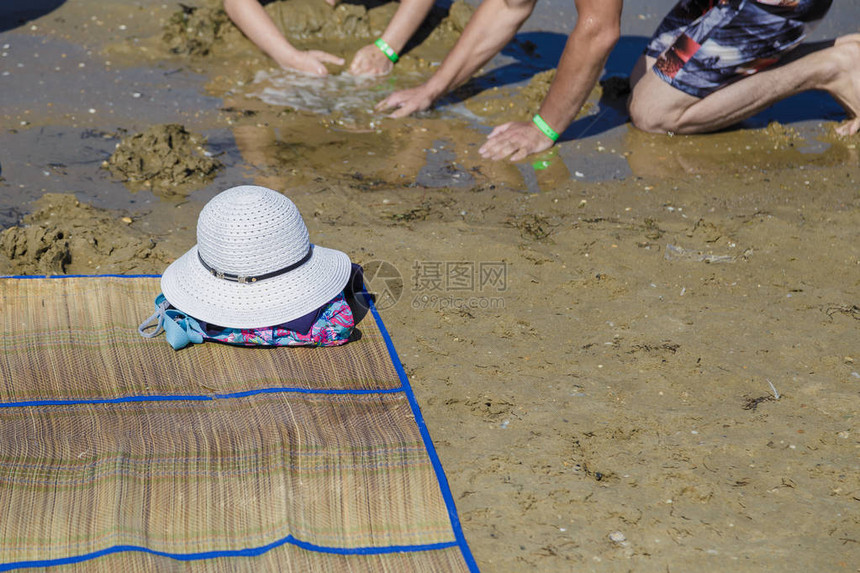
[160,244,351,329]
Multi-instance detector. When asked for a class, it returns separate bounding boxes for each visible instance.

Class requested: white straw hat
[161,185,351,329]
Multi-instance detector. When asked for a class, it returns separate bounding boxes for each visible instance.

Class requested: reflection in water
[521,148,570,193]
[624,126,860,178]
[237,69,536,192]
[229,118,525,194]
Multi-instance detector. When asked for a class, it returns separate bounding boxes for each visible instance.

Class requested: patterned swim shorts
[646,0,833,98]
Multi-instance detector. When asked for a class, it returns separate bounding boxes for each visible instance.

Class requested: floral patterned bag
[139,292,354,350]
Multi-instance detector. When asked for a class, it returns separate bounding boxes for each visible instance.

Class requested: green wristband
[532,114,559,142]
[374,38,399,63]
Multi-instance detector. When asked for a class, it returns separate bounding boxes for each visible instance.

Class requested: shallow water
[2,0,858,219]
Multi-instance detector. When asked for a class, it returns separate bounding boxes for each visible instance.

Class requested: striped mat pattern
[0,276,476,572]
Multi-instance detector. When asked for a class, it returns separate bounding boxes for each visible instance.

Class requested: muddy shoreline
[1,0,858,571]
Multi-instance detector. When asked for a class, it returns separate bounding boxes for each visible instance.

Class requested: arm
[223,0,344,75]
[479,0,621,160]
[376,0,537,115]
[349,0,437,76]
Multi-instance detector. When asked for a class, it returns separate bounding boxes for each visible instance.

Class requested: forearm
[379,0,437,53]
[536,6,620,136]
[223,0,298,67]
[424,0,536,98]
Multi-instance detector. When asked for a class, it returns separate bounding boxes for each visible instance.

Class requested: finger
[312,51,345,66]
[375,96,396,112]
[488,148,514,162]
[376,91,409,111]
[353,55,389,77]
[509,146,530,162]
[486,122,514,139]
[488,136,525,161]
[479,134,513,157]
[490,141,518,161]
[388,104,416,119]
[295,60,327,76]
[478,139,504,158]
[350,62,379,77]
[348,58,365,75]
[363,62,391,77]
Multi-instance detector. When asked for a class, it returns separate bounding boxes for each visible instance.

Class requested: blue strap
[138,294,205,350]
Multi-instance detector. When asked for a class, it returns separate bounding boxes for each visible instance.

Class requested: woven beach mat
[0,276,477,572]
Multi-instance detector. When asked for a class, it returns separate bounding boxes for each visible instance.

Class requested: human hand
[479,121,556,161]
[284,50,345,76]
[375,84,439,118]
[349,43,394,77]
[323,0,341,6]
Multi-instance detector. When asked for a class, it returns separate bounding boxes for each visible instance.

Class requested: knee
[820,39,860,82]
[834,33,860,47]
[628,92,675,133]
[627,70,698,134]
[834,38,860,64]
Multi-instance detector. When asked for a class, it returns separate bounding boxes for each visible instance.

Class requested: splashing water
[249,69,411,128]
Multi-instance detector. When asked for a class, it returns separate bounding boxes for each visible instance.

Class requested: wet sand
[1,0,859,571]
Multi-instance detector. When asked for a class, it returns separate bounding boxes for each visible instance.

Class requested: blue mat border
[0,274,479,572]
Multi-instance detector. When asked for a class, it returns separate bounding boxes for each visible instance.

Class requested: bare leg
[629,36,860,136]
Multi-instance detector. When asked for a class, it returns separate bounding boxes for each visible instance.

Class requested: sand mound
[266,0,371,40]
[0,194,171,276]
[160,0,474,66]
[105,124,222,195]
[162,3,232,56]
